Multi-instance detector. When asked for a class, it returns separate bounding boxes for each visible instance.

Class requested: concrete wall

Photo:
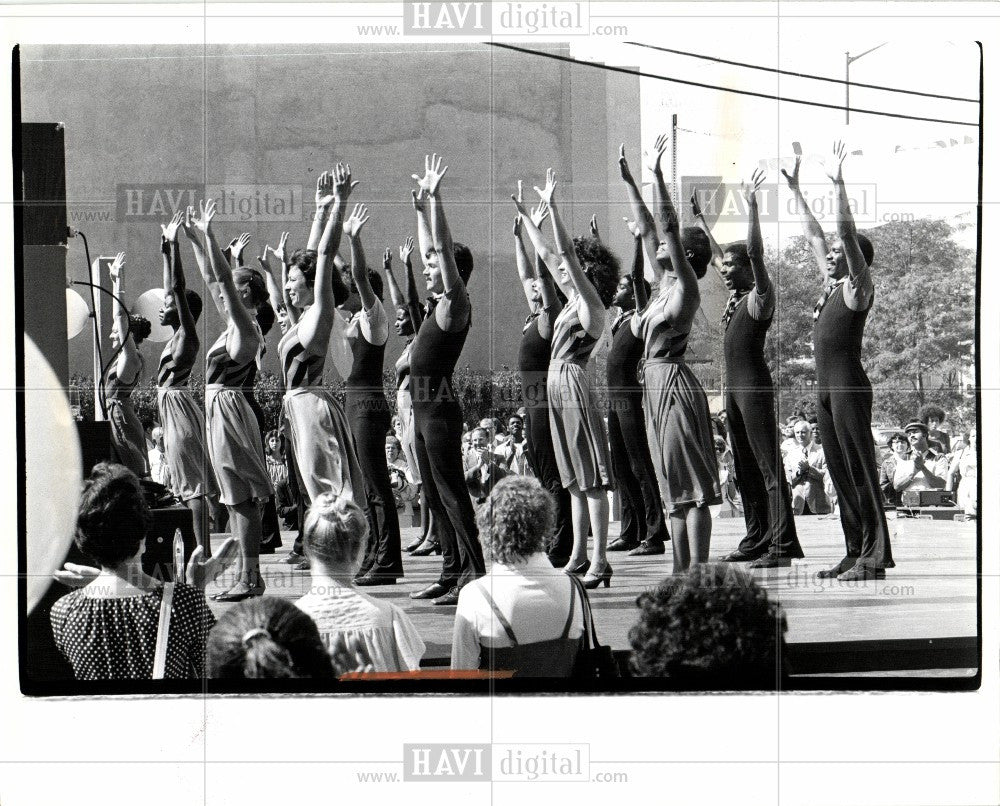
[20,44,640,384]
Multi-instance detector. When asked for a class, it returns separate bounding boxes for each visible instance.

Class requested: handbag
[152,582,175,680]
[569,576,619,680]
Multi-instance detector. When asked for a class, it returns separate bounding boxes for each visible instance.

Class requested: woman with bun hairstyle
[295,493,425,672]
[103,251,152,478]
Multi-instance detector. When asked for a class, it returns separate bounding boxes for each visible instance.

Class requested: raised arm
[535,169,605,337]
[400,235,424,329]
[181,205,225,317]
[628,221,649,311]
[411,187,435,276]
[345,203,378,311]
[511,191,565,289]
[618,143,664,280]
[781,152,828,275]
[307,170,333,251]
[108,252,141,383]
[743,169,771,296]
[271,231,299,325]
[257,242,284,315]
[383,246,404,309]
[825,140,873,311]
[161,212,198,360]
[690,186,726,275]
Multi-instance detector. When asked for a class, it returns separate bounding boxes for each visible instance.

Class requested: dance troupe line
[101,138,893,610]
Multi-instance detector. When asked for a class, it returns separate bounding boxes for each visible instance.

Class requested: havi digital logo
[403,743,491,782]
[404,3,490,34]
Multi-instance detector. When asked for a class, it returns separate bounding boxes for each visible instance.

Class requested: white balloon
[132,288,172,343]
[65,288,91,339]
[25,337,83,613]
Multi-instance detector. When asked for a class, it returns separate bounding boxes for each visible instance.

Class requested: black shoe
[816,556,857,578]
[354,572,401,586]
[410,582,452,600]
[750,555,792,569]
[404,535,425,552]
[432,586,461,606]
[411,540,442,557]
[628,541,666,556]
[259,541,279,555]
[582,560,613,589]
[548,555,570,569]
[564,559,591,576]
[608,537,639,552]
[837,565,886,581]
[721,550,763,562]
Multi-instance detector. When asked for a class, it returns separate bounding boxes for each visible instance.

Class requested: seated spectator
[894,421,950,494]
[918,404,951,453]
[464,426,508,504]
[628,563,787,688]
[948,426,978,517]
[879,432,910,507]
[494,414,531,475]
[50,463,215,680]
[783,420,831,515]
[295,494,425,672]
[207,597,338,679]
[385,434,418,508]
[147,425,172,490]
[264,429,292,517]
[451,476,585,676]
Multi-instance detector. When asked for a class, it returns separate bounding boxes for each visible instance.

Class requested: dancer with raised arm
[157,211,217,555]
[103,251,151,479]
[510,183,573,566]
[620,139,721,573]
[407,154,484,606]
[523,169,619,589]
[606,219,670,556]
[343,203,405,585]
[711,170,803,568]
[782,142,893,580]
[279,166,365,572]
[191,199,272,601]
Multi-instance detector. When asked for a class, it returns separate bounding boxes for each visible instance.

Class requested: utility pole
[845,43,888,124]
[671,113,678,216]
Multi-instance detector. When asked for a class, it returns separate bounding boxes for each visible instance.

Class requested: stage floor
[205,513,978,678]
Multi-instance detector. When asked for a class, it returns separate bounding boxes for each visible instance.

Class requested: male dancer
[606,222,670,555]
[708,171,803,568]
[783,142,893,580]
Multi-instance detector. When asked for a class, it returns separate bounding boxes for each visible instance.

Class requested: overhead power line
[489,42,978,128]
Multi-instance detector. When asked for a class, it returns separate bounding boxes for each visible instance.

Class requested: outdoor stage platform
[206,513,978,680]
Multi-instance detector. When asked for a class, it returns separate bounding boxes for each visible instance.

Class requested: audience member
[894,421,949,494]
[784,420,831,515]
[464,426,509,504]
[879,431,910,507]
[918,404,951,453]
[495,413,531,475]
[385,434,418,508]
[147,425,172,490]
[948,426,978,517]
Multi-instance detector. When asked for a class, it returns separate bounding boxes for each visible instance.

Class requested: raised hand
[533,168,557,206]
[343,203,369,239]
[332,162,359,200]
[741,168,766,204]
[108,251,126,282]
[181,206,199,240]
[590,214,600,240]
[780,154,802,191]
[53,562,100,589]
[229,232,251,264]
[513,215,522,237]
[273,231,290,264]
[383,247,393,271]
[315,170,334,208]
[411,153,448,196]
[530,201,550,228]
[185,536,239,590]
[623,217,641,238]
[649,133,669,175]
[618,143,637,185]
[824,140,847,182]
[690,191,703,219]
[161,210,184,242]
[194,198,216,233]
[399,235,414,263]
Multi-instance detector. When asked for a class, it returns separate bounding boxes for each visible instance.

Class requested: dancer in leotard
[343,203,404,585]
[103,251,151,479]
[516,169,619,590]
[620,140,721,573]
[509,186,573,567]
[189,200,272,601]
[782,141,893,581]
[157,211,216,555]
[407,154,484,607]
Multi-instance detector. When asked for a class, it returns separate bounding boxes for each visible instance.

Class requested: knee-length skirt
[395,385,420,484]
[205,386,272,506]
[108,398,149,479]
[546,360,614,492]
[641,359,721,511]
[282,387,365,505]
[157,386,218,501]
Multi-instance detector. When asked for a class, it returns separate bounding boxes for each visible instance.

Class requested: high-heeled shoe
[214,577,266,602]
[563,559,591,576]
[410,539,441,557]
[582,560,613,589]
[404,535,426,553]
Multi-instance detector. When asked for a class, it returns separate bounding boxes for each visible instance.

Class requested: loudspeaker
[142,505,196,583]
[900,490,955,508]
[76,421,112,475]
[21,123,68,246]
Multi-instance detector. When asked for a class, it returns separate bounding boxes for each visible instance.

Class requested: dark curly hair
[628,564,787,687]
[206,597,334,680]
[476,476,555,564]
[233,268,268,309]
[681,227,712,279]
[346,267,385,302]
[918,404,946,424]
[453,242,474,284]
[75,462,151,567]
[572,236,620,308]
[256,301,276,336]
[128,315,151,346]
[289,248,317,287]
[856,232,875,266]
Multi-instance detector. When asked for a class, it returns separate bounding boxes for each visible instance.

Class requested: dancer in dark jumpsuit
[711,171,803,567]
[408,154,485,606]
[606,224,670,555]
[511,194,573,566]
[782,141,893,580]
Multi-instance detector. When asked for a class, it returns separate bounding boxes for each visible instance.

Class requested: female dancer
[407,154,484,606]
[343,202,404,585]
[104,251,151,479]
[279,164,365,573]
[620,139,721,572]
[384,238,439,555]
[157,211,216,555]
[518,170,619,589]
[509,185,573,567]
[191,199,272,601]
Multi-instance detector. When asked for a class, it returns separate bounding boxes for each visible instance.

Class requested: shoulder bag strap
[559,576,578,639]
[569,576,594,650]
[152,582,175,680]
[479,585,518,645]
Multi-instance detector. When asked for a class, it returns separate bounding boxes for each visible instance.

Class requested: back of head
[184,288,204,323]
[206,596,334,679]
[477,475,554,564]
[303,493,368,570]
[129,315,152,346]
[629,563,786,687]
[918,403,945,425]
[367,268,384,301]
[681,227,712,279]
[453,242,474,284]
[75,462,150,567]
[256,301,276,336]
[572,235,620,308]
[233,267,268,309]
[855,232,875,266]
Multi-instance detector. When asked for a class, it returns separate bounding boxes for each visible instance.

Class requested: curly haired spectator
[918,404,951,453]
[628,563,787,687]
